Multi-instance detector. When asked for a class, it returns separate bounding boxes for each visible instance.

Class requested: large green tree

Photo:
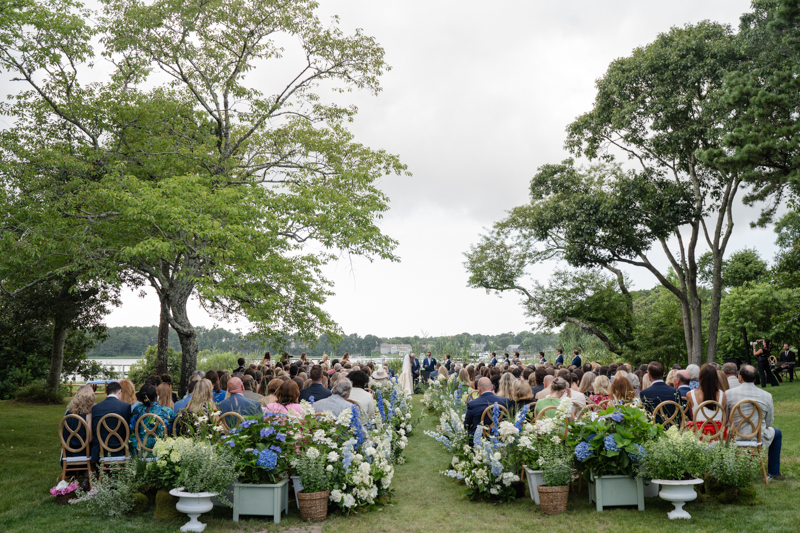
[0,0,406,391]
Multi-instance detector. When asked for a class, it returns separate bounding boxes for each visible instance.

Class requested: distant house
[506,344,521,354]
[379,343,413,355]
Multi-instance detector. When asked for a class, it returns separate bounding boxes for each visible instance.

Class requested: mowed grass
[1,382,799,533]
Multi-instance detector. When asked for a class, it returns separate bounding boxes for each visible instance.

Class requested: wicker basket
[297,490,329,522]
[537,485,569,515]
[56,492,77,506]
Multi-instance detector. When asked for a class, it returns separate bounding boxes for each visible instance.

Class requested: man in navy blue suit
[410,353,420,390]
[570,350,582,368]
[639,361,681,423]
[444,354,452,372]
[502,353,511,365]
[538,351,546,364]
[90,382,131,462]
[490,352,498,366]
[464,378,510,437]
[554,349,564,365]
[217,377,262,423]
[300,365,332,403]
[421,351,437,383]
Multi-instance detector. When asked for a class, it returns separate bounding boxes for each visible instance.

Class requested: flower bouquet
[51,479,79,505]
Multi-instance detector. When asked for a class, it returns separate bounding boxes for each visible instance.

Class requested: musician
[777,343,796,383]
[753,339,779,388]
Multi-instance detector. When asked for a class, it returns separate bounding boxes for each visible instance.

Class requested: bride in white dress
[399,353,414,395]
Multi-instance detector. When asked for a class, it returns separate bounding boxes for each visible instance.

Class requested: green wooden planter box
[232,479,290,523]
[587,474,644,511]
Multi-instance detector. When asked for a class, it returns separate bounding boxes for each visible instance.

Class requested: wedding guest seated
[314,378,356,417]
[160,374,179,403]
[511,380,535,413]
[686,363,727,424]
[437,365,450,381]
[531,367,548,398]
[90,381,131,462]
[263,380,302,416]
[675,370,692,401]
[534,377,570,418]
[372,367,390,385]
[686,364,700,390]
[184,379,216,416]
[665,369,677,387]
[535,375,555,400]
[347,370,375,420]
[173,376,201,412]
[205,370,227,403]
[497,373,515,399]
[156,383,175,411]
[464,377,509,436]
[216,377,261,420]
[638,361,681,421]
[63,387,94,468]
[119,379,138,411]
[627,373,640,396]
[129,384,175,456]
[723,363,740,390]
[726,365,785,479]
[299,365,332,403]
[590,375,611,404]
[241,375,264,402]
[557,369,586,407]
[578,372,595,396]
[717,369,729,392]
[610,375,635,405]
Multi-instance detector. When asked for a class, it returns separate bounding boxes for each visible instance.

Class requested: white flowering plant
[514,396,572,471]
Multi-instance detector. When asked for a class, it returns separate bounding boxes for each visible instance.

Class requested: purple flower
[276,432,286,442]
[269,445,282,454]
[611,410,624,423]
[260,427,274,438]
[226,440,235,447]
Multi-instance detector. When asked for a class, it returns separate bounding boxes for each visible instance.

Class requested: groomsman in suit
[490,352,498,366]
[502,353,511,365]
[421,352,437,383]
[444,354,452,372]
[538,351,546,364]
[570,350,582,368]
[554,349,564,365]
[639,361,681,423]
[464,378,510,436]
[90,382,131,462]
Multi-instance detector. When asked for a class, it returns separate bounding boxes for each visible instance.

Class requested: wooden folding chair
[730,400,769,484]
[466,389,481,402]
[172,411,194,437]
[135,413,166,460]
[652,400,686,430]
[692,400,727,442]
[59,415,92,488]
[218,411,246,434]
[480,403,510,437]
[576,403,601,420]
[97,414,129,478]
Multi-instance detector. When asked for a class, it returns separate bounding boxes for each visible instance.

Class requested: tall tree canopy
[0,0,406,391]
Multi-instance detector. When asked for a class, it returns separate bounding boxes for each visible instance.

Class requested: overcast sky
[9,1,777,339]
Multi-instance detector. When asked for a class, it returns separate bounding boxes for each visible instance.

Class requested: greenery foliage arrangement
[296,453,330,494]
[639,426,710,481]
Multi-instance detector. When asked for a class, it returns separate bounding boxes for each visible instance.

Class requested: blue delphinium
[350,405,365,450]
[491,403,500,437]
[431,433,453,450]
[376,389,386,422]
[260,427,275,438]
[309,395,315,405]
[515,404,530,432]
[473,427,482,448]
[575,442,593,461]
[604,434,619,452]
[342,439,356,472]
[611,410,624,423]
[389,390,398,418]
[256,449,278,470]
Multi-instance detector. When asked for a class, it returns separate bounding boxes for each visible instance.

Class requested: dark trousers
[758,358,780,387]
[421,370,431,383]
[768,428,783,476]
[775,365,794,382]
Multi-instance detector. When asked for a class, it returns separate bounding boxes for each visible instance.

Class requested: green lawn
[1,382,798,533]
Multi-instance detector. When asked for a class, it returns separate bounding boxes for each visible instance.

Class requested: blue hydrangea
[226,440,235,447]
[269,445,282,454]
[275,432,286,442]
[588,433,597,442]
[256,449,278,470]
[628,444,645,462]
[575,442,593,461]
[611,410,624,423]
[604,434,619,452]
[260,427,274,438]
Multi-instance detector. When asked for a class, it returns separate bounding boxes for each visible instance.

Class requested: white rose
[326,465,333,472]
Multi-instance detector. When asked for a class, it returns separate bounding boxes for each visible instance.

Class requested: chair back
[59,414,90,457]
[731,399,763,442]
[135,413,166,458]
[693,400,726,441]
[652,400,686,430]
[466,389,481,402]
[480,403,510,437]
[98,413,129,458]
[768,355,777,366]
[172,411,195,437]
[576,403,600,420]
[218,411,246,434]
[535,405,558,421]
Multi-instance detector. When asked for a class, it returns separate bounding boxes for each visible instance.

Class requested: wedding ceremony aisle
[1,391,799,533]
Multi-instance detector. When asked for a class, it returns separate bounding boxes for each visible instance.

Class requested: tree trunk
[47,317,68,394]
[165,279,198,394]
[155,298,170,375]
[706,251,725,364]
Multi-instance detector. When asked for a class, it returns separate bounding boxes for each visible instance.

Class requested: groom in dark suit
[410,353,420,391]
[639,361,681,423]
[90,382,131,462]
[464,378,510,436]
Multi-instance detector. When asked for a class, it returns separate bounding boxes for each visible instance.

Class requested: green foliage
[631,284,691,368]
[127,345,181,386]
[13,380,68,404]
[77,461,141,517]
[639,427,709,481]
[296,453,330,494]
[177,443,240,501]
[129,492,149,514]
[197,351,250,373]
[88,325,266,358]
[540,443,573,487]
[707,442,766,488]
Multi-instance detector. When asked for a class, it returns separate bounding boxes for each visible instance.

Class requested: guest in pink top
[264,380,302,416]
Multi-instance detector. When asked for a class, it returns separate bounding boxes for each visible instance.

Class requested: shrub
[74,460,140,517]
[639,426,710,481]
[127,345,181,386]
[707,442,764,488]
[197,350,247,372]
[296,452,329,493]
[13,380,68,404]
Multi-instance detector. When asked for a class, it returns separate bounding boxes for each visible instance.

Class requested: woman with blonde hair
[512,380,535,412]
[260,378,283,406]
[437,366,449,381]
[590,375,611,404]
[641,373,652,390]
[186,379,215,414]
[578,372,595,395]
[64,387,95,449]
[458,368,471,387]
[119,379,137,407]
[321,354,329,366]
[156,382,174,409]
[496,372,515,399]
[665,369,677,387]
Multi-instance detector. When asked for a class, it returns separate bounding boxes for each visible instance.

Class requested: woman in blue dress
[129,384,175,456]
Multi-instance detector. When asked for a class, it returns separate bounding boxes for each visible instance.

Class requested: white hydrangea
[326,465,333,472]
[330,489,343,503]
[327,451,339,462]
[307,447,320,459]
[342,494,356,508]
[498,421,519,437]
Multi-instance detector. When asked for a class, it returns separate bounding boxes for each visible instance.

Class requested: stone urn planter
[652,478,704,519]
[169,488,215,532]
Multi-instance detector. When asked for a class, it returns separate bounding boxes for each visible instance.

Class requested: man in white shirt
[346,370,375,421]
